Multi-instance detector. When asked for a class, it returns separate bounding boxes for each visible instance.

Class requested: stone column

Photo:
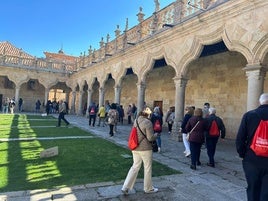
[99,87,105,108]
[65,91,70,104]
[78,90,84,115]
[53,89,57,101]
[172,76,188,141]
[114,85,121,104]
[70,91,76,114]
[14,86,20,112]
[87,89,92,109]
[244,64,267,111]
[44,88,49,106]
[137,81,146,114]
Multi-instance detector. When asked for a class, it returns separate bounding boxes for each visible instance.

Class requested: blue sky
[0,0,174,58]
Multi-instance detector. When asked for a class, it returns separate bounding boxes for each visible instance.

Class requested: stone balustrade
[0,0,223,73]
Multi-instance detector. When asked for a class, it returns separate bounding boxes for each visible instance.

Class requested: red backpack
[128,127,138,150]
[250,119,268,157]
[209,119,220,137]
[154,119,162,132]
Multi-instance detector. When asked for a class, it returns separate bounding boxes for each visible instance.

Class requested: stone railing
[0,54,77,74]
[77,0,225,69]
[0,0,226,74]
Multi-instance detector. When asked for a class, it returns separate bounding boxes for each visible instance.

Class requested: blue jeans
[156,136,161,148]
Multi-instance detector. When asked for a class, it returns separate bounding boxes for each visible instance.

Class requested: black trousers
[206,137,219,165]
[243,159,268,201]
[109,124,114,136]
[190,141,202,166]
[58,112,69,126]
[128,115,131,124]
[89,115,96,126]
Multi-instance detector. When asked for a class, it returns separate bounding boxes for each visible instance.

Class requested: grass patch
[0,114,180,192]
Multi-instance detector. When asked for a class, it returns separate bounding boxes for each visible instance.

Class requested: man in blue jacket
[236,93,268,201]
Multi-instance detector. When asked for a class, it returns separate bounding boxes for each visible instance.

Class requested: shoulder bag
[186,121,200,141]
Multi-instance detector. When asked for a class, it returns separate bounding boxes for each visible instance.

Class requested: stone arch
[140,47,174,82]
[179,26,225,77]
[222,29,254,64]
[254,35,268,64]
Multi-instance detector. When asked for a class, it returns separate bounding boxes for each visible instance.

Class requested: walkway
[0,114,247,201]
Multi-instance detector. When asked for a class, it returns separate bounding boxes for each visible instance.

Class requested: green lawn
[0,114,180,192]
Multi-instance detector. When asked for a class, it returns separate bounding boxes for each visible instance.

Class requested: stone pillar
[99,87,105,108]
[172,76,188,141]
[78,90,84,115]
[44,88,49,106]
[14,86,20,112]
[53,89,57,101]
[244,64,266,111]
[70,91,76,114]
[114,85,121,104]
[87,89,92,109]
[137,81,146,114]
[65,91,70,104]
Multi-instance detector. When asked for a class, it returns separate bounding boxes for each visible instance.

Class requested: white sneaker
[121,188,128,195]
[185,152,191,157]
[145,187,158,194]
[158,147,161,153]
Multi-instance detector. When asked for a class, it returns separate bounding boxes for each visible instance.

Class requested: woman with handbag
[181,106,194,157]
[121,107,159,195]
[186,108,207,170]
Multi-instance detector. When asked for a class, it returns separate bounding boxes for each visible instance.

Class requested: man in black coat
[236,93,268,201]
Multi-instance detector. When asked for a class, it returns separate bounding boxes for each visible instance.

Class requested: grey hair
[259,93,268,105]
[209,107,216,114]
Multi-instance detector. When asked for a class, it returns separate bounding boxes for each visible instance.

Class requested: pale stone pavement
[0,114,247,201]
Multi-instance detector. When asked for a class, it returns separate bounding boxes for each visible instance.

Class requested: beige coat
[133,116,157,151]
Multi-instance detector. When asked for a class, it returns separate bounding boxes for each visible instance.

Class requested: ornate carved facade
[0,0,268,138]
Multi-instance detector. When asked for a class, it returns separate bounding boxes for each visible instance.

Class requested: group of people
[52,94,268,200]
[181,103,226,170]
[2,97,16,114]
[87,101,125,137]
[121,94,268,200]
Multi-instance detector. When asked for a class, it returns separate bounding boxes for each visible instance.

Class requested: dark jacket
[151,113,163,133]
[236,104,268,166]
[88,103,98,115]
[181,113,192,133]
[186,116,207,144]
[206,114,226,139]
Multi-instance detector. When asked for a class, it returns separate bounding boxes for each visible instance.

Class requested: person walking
[88,102,98,127]
[97,105,106,127]
[151,106,163,153]
[127,104,132,124]
[165,106,175,134]
[18,98,23,112]
[205,107,225,167]
[186,108,207,170]
[236,93,268,201]
[35,99,41,113]
[121,107,159,195]
[57,100,70,127]
[181,106,194,157]
[107,103,118,137]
